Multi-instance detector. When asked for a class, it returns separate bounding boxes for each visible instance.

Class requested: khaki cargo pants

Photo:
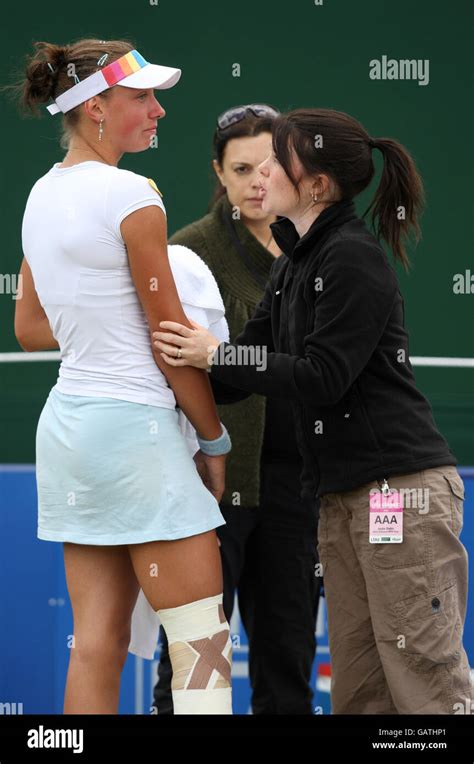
[317,465,472,714]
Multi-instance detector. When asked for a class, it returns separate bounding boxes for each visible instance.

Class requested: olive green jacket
[168,193,277,508]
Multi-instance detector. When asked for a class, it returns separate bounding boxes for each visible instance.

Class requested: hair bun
[21,42,69,106]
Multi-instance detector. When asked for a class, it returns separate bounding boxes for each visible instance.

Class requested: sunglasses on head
[216,104,280,131]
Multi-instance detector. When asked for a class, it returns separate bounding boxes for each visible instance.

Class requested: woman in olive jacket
[153,105,322,715]
[154,108,471,715]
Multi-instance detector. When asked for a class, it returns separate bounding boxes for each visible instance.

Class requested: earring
[311,191,318,203]
[98,119,104,142]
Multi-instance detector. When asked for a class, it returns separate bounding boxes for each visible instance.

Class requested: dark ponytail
[272,108,425,271]
[362,137,425,271]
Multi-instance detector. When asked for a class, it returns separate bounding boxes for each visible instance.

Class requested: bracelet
[196,422,232,456]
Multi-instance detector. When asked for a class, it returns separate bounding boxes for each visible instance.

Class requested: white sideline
[0,351,473,368]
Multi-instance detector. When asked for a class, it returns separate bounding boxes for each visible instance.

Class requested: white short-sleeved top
[21,160,176,409]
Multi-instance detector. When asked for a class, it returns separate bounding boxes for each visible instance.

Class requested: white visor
[46,49,181,115]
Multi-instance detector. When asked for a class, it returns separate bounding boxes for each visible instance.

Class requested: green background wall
[1,0,472,462]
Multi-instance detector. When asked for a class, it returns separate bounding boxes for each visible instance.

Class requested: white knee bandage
[157,593,232,714]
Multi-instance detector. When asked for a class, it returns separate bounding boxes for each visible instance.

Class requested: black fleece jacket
[210,198,456,498]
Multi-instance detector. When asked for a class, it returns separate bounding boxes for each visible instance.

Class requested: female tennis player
[12,38,232,715]
[153,108,472,714]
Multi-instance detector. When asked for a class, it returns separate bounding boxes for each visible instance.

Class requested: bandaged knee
[157,593,232,714]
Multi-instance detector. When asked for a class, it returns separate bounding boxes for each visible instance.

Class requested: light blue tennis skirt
[35,386,226,545]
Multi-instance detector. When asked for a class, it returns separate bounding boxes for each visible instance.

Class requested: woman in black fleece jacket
[153,107,321,715]
[153,108,471,714]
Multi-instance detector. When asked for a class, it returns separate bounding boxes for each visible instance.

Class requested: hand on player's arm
[152,319,222,369]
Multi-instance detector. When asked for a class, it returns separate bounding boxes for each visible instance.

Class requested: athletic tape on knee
[157,593,232,714]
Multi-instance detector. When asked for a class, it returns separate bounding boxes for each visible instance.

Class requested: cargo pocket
[395,580,463,672]
[443,473,465,537]
[371,503,427,569]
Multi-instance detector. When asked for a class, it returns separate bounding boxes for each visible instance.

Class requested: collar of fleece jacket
[206,193,277,303]
[214,192,276,270]
[270,198,357,260]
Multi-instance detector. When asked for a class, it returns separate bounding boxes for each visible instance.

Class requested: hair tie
[368,137,377,149]
[56,49,68,69]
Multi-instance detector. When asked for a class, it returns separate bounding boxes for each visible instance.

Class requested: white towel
[128,244,230,660]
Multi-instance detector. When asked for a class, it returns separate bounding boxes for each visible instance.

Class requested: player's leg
[128,530,233,714]
[63,542,140,714]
